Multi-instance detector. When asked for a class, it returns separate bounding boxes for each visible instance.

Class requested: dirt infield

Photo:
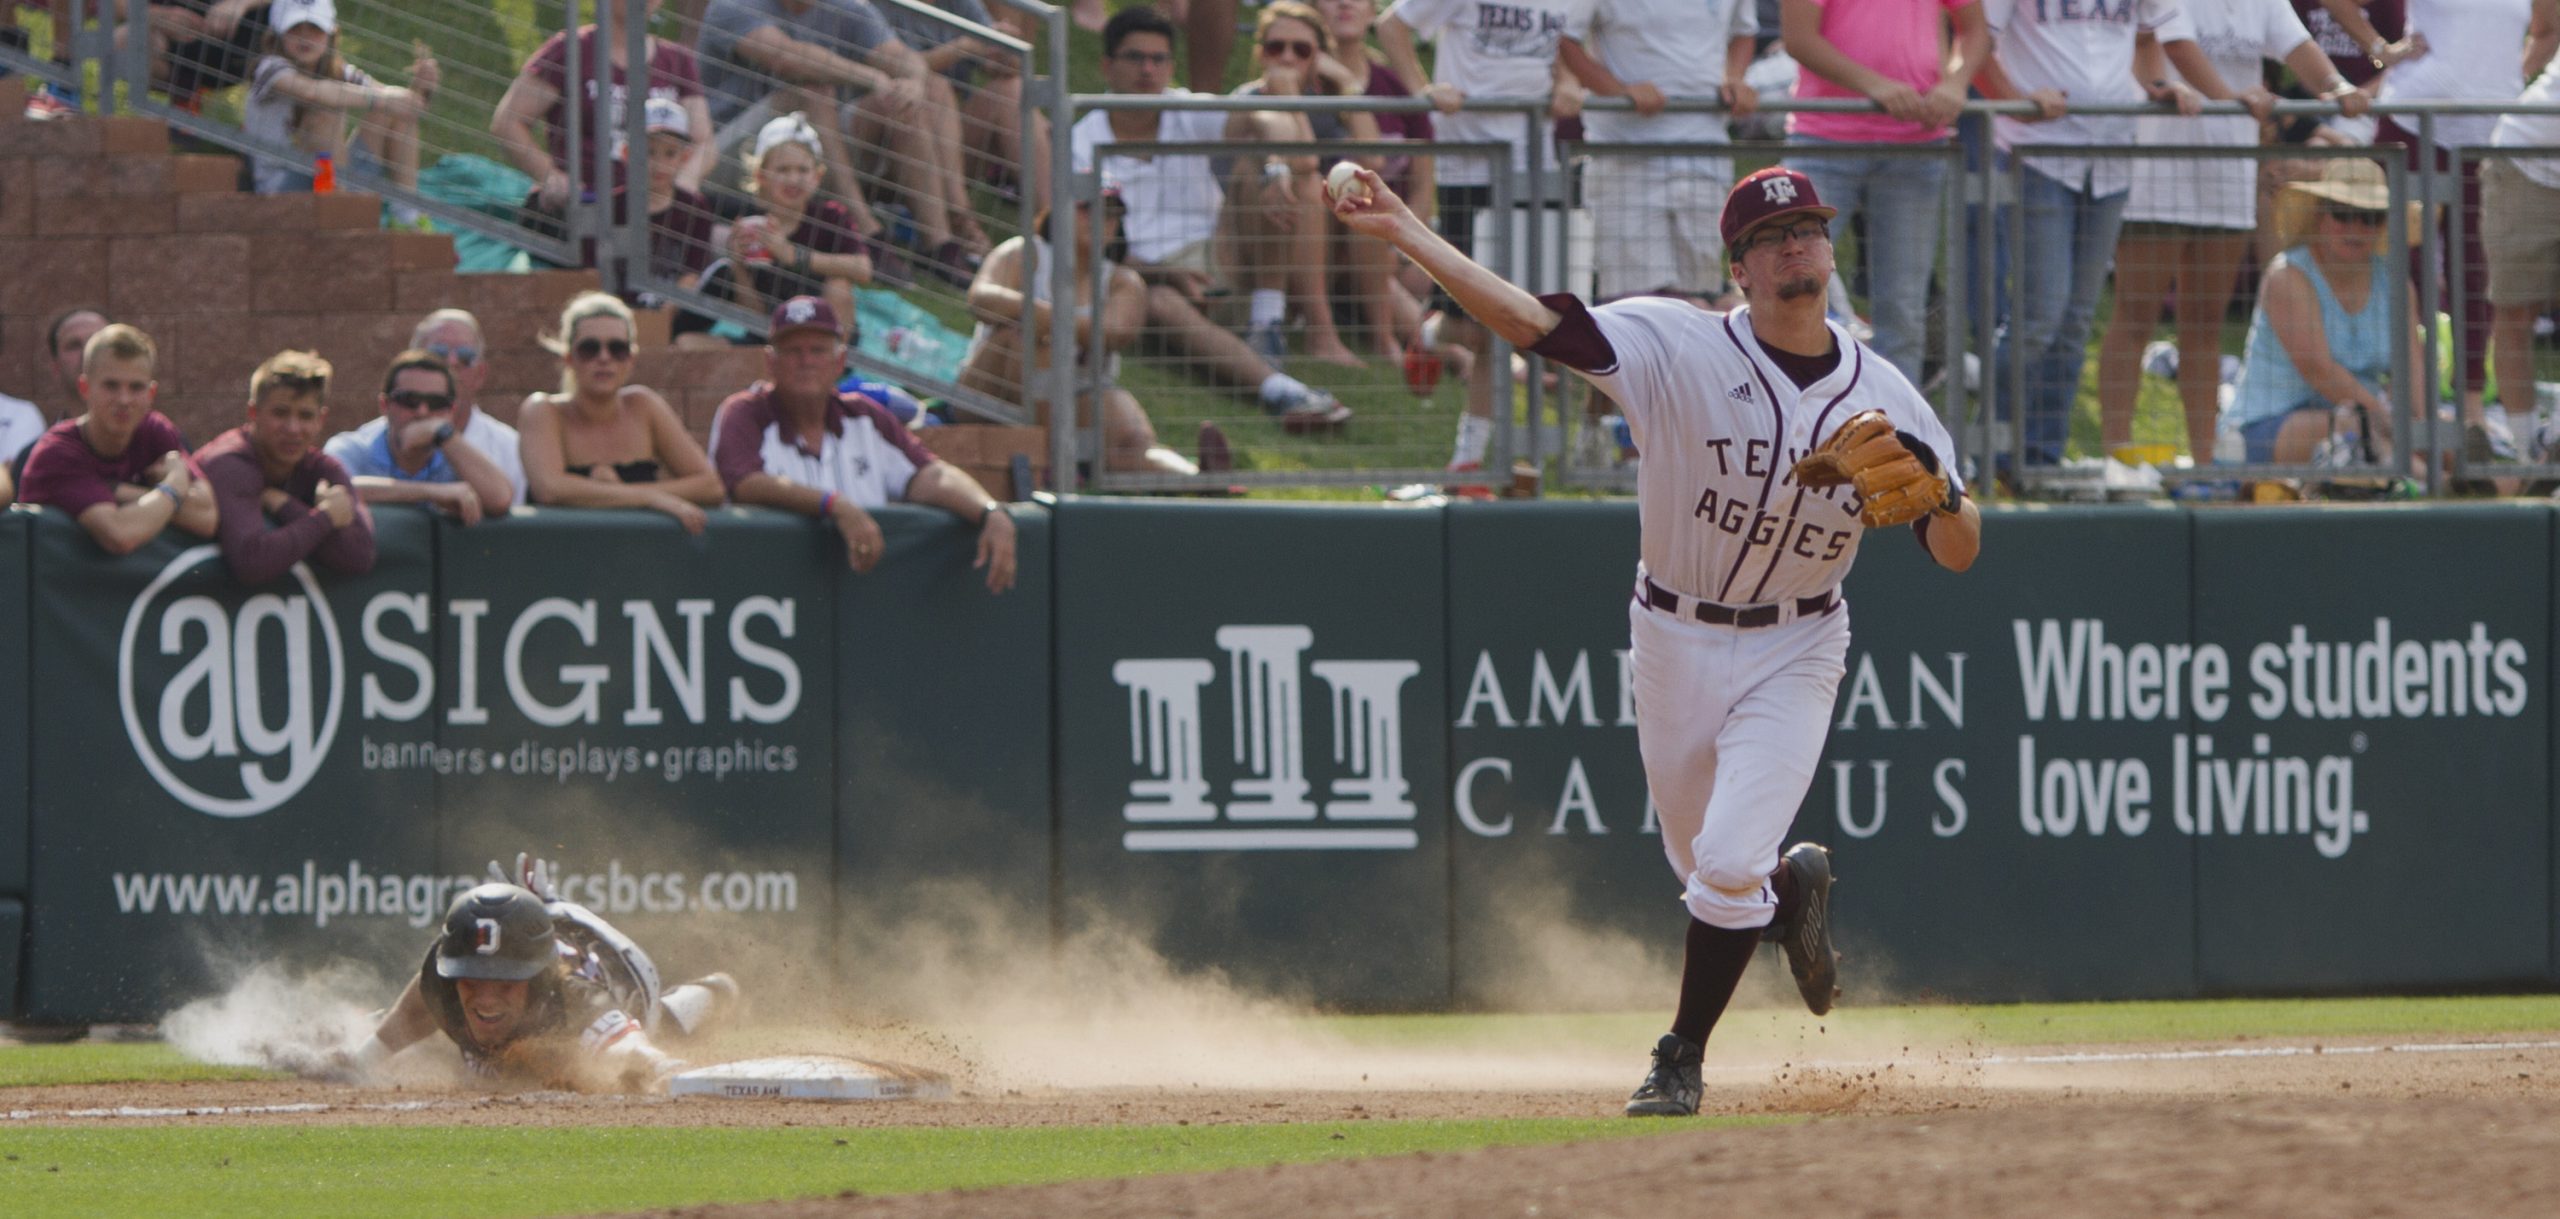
[12,1032,2560,1216]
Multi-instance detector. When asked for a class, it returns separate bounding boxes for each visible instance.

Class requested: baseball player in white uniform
[1333,164,1982,1117]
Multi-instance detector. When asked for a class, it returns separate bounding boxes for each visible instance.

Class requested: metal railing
[15,2,2560,501]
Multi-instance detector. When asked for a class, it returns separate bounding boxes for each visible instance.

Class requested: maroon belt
[1639,577,1837,628]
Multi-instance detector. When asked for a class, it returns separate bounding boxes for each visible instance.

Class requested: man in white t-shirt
[712,296,1020,592]
[1071,6,1351,432]
[1560,0,1759,303]
[1380,0,1590,484]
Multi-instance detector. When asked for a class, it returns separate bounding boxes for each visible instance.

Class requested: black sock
[1668,917,1762,1046]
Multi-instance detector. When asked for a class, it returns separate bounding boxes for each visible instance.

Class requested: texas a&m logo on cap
[1720,166,1836,249]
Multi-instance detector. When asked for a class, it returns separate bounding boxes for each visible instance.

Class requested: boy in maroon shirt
[195,350,377,586]
[16,323,219,555]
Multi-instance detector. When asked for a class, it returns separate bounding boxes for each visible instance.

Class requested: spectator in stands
[719,112,874,330]
[525,98,724,336]
[960,186,1203,478]
[197,350,375,583]
[697,0,990,283]
[0,328,43,506]
[1231,1,1379,369]
[2097,2,2360,465]
[492,0,715,216]
[1781,0,1990,384]
[1076,6,1352,431]
[17,324,218,555]
[2487,61,2560,438]
[2292,0,2399,143]
[43,307,108,412]
[405,309,528,505]
[109,0,272,111]
[2323,0,2557,434]
[1379,0,1586,484]
[712,296,1020,591]
[240,0,436,200]
[2224,160,2418,463]
[632,99,724,345]
[6,307,109,503]
[1973,0,2241,467]
[324,350,517,524]
[883,0,1050,216]
[519,292,725,533]
[1565,0,1759,305]
[1317,0,1433,362]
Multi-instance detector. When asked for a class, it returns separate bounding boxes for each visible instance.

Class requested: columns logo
[117,547,345,818]
[1114,625,1419,851]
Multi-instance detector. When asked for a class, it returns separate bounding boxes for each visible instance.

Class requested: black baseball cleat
[1772,842,1841,1016]
[1624,1032,1704,1117]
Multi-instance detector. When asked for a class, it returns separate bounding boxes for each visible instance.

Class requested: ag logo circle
[117,546,346,818]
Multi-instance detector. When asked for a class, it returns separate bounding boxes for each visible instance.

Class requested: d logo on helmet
[474,918,504,955]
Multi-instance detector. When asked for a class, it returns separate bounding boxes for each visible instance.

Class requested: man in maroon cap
[1332,163,1981,1118]
[708,296,1019,593]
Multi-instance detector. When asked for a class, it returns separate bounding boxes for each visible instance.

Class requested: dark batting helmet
[435,883,558,981]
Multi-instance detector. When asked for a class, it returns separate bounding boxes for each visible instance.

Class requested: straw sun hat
[2274,159,2424,247]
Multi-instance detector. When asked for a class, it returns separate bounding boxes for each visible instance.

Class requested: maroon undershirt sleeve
[1524,293,1618,373]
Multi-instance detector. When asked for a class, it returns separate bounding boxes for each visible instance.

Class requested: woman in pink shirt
[1781,0,1992,384]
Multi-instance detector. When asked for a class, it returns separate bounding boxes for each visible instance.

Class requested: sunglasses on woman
[1261,38,1316,59]
[573,337,634,361]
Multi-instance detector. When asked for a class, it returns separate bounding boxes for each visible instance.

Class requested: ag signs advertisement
[31,510,440,1020]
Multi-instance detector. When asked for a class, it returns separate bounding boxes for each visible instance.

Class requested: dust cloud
[161,959,403,1079]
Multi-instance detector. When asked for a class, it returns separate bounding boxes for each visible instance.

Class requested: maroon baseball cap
[1720,167,1837,251]
[769,296,842,342]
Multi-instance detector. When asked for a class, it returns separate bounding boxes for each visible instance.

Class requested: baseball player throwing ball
[323,857,740,1092]
[1334,164,1981,1117]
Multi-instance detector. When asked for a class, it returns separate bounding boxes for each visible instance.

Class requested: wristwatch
[2365,37,2391,67]
[431,421,456,448]
[979,499,1007,526]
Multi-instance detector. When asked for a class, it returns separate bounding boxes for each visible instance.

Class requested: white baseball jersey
[1984,0,2197,196]
[1540,292,1963,932]
[2124,0,2311,229]
[1564,296,1961,606]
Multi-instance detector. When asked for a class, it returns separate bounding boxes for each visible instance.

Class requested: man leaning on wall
[15,324,218,556]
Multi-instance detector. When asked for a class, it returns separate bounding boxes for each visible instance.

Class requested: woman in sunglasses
[518,292,724,533]
[2223,160,2422,466]
[1229,0,1381,369]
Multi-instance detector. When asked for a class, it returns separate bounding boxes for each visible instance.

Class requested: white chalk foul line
[1972,1038,2560,1067]
[3,1099,453,1122]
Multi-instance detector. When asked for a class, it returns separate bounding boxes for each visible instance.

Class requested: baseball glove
[1792,410,1951,528]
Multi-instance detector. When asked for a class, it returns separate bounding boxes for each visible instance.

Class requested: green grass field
[9,994,2560,1218]
[0,1119,1729,1219]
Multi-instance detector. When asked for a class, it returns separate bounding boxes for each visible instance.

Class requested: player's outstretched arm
[1328,167,1563,349]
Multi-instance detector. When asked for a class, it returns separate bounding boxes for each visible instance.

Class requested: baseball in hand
[1326,161,1371,206]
